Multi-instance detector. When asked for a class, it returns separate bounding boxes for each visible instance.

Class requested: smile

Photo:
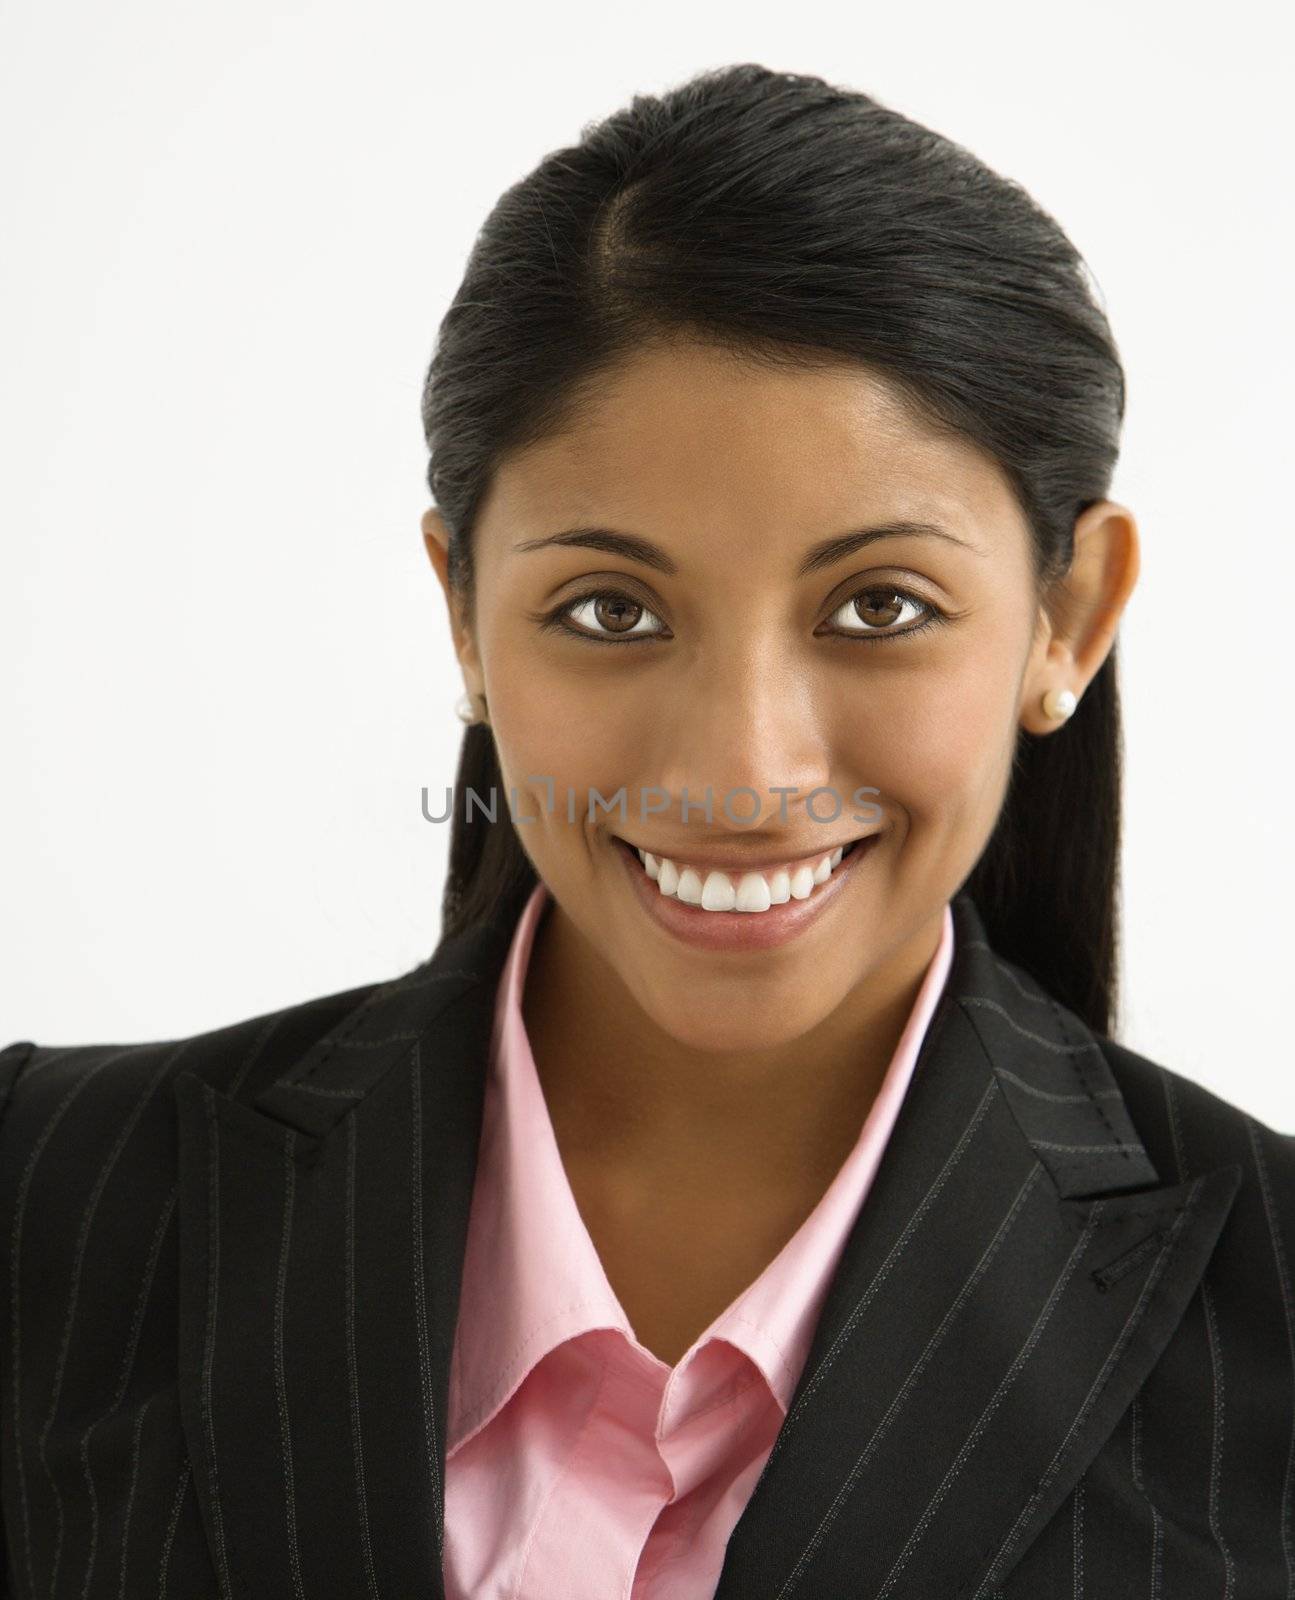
[628,838,866,911]
[612,832,881,953]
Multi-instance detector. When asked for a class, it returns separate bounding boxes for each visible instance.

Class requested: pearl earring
[455,691,489,726]
[1041,687,1078,721]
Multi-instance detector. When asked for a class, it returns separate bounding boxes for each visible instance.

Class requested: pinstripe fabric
[0,889,1291,1599]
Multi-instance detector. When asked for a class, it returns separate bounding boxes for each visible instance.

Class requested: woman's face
[426,340,1093,1054]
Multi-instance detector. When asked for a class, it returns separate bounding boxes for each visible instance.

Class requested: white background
[2,0,1291,1128]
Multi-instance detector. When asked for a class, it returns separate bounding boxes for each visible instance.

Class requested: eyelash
[532,585,949,646]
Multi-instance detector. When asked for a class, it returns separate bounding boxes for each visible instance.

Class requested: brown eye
[825,585,937,639]
[855,590,905,628]
[593,596,643,633]
[555,590,667,641]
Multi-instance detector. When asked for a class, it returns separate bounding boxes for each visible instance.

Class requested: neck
[520,898,943,1209]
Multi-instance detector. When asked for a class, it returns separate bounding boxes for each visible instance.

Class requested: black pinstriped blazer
[2,887,1292,1599]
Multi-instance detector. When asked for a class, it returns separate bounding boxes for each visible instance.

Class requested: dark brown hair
[420,63,1127,1036]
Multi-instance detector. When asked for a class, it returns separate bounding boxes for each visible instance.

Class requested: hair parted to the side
[420,62,1128,1038]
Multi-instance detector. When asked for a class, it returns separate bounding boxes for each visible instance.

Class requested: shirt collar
[448,880,955,1453]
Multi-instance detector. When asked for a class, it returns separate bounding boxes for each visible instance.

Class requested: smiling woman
[2,61,1293,1600]
[421,341,1127,1053]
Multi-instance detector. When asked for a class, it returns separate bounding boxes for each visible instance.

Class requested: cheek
[492,661,644,775]
[835,654,1019,828]
[484,653,644,859]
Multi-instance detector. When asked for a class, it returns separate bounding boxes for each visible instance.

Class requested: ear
[421,506,485,698]
[1019,500,1141,735]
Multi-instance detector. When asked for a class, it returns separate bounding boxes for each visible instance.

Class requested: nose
[648,641,833,831]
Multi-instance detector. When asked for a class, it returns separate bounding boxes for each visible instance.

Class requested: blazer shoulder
[0,976,384,1192]
[1096,1028,1294,1327]
[1096,1031,1294,1183]
[1087,1033,1295,1540]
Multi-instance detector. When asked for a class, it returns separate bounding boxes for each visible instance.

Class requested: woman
[2,62,1292,1600]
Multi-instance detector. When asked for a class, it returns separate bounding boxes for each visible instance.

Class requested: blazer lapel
[173,885,1242,1600]
[172,876,532,1600]
[712,897,1243,1600]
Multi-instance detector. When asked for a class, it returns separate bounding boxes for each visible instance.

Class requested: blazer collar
[173,887,1242,1600]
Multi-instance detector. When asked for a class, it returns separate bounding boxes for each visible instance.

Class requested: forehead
[476,340,1026,563]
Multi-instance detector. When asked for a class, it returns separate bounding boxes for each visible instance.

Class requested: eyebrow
[512,519,981,578]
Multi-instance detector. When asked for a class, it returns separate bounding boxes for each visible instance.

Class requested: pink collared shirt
[444,882,955,1600]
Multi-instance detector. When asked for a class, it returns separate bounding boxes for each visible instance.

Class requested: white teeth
[629,839,863,914]
[736,872,772,913]
[676,867,704,905]
[701,871,736,911]
[789,864,816,899]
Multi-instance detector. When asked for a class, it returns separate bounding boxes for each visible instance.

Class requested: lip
[613,832,880,953]
[612,835,868,876]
